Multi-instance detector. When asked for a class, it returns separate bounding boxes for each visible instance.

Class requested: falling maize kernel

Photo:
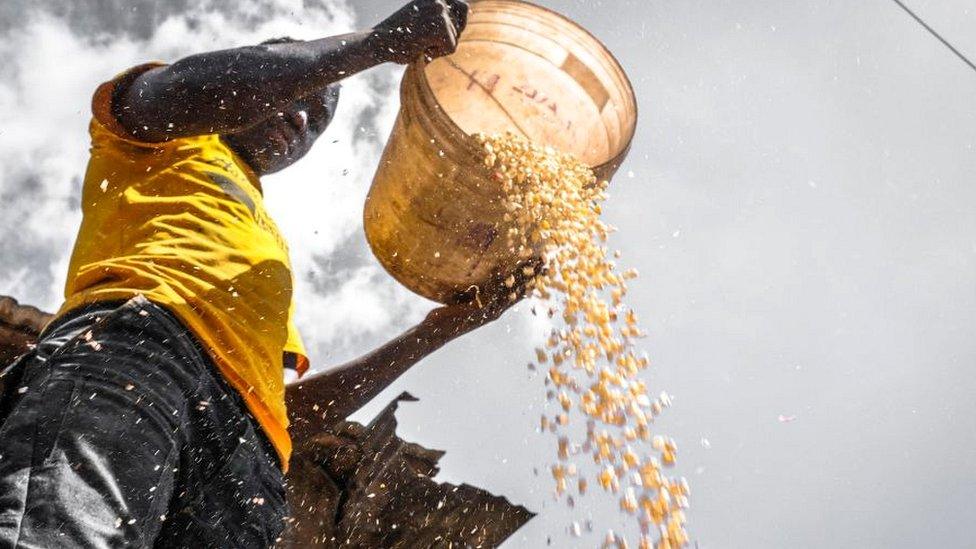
[535,348,548,364]
[621,487,639,513]
[558,437,570,460]
[477,133,689,548]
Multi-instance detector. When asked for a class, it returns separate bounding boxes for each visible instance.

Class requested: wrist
[418,313,465,346]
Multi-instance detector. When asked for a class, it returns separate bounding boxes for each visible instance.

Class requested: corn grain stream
[477,133,690,549]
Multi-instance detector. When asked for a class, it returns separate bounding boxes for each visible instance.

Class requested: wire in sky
[890,0,976,75]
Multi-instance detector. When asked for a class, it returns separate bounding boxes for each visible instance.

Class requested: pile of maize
[477,133,690,549]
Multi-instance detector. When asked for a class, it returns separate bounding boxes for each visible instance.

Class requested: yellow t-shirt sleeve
[283,301,309,377]
[91,62,168,142]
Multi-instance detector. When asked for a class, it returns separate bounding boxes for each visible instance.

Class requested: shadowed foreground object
[280,393,535,548]
[0,296,52,365]
[0,294,534,548]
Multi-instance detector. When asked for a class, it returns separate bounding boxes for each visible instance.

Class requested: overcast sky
[2,1,975,547]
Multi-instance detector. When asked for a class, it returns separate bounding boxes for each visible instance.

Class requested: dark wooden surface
[0,295,51,366]
[278,393,534,548]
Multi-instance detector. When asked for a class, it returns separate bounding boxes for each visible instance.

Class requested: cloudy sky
[2,0,975,547]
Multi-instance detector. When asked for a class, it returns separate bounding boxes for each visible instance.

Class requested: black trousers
[0,296,287,548]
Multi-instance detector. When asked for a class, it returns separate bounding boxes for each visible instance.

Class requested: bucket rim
[410,0,639,176]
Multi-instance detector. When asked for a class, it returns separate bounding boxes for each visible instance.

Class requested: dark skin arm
[286,260,541,448]
[116,0,468,142]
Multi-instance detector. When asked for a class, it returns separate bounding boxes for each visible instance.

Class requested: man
[0,1,533,547]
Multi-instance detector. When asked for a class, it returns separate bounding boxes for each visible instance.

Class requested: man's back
[66,76,306,464]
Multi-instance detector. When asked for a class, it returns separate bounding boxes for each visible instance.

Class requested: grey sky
[2,0,975,547]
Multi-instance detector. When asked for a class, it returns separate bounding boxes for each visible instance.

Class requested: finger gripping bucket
[364,0,638,304]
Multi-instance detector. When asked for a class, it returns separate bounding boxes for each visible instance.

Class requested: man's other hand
[421,257,544,342]
[371,0,469,64]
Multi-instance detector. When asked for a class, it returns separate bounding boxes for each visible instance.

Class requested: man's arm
[286,309,457,445]
[115,0,468,142]
[286,260,540,446]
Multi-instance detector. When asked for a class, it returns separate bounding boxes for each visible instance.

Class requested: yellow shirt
[59,63,307,469]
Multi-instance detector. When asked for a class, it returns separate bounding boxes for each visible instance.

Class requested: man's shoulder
[91,62,168,144]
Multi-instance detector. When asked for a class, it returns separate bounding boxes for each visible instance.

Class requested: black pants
[0,296,287,548]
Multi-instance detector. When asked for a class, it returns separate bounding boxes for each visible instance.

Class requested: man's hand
[422,258,544,342]
[371,0,469,64]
